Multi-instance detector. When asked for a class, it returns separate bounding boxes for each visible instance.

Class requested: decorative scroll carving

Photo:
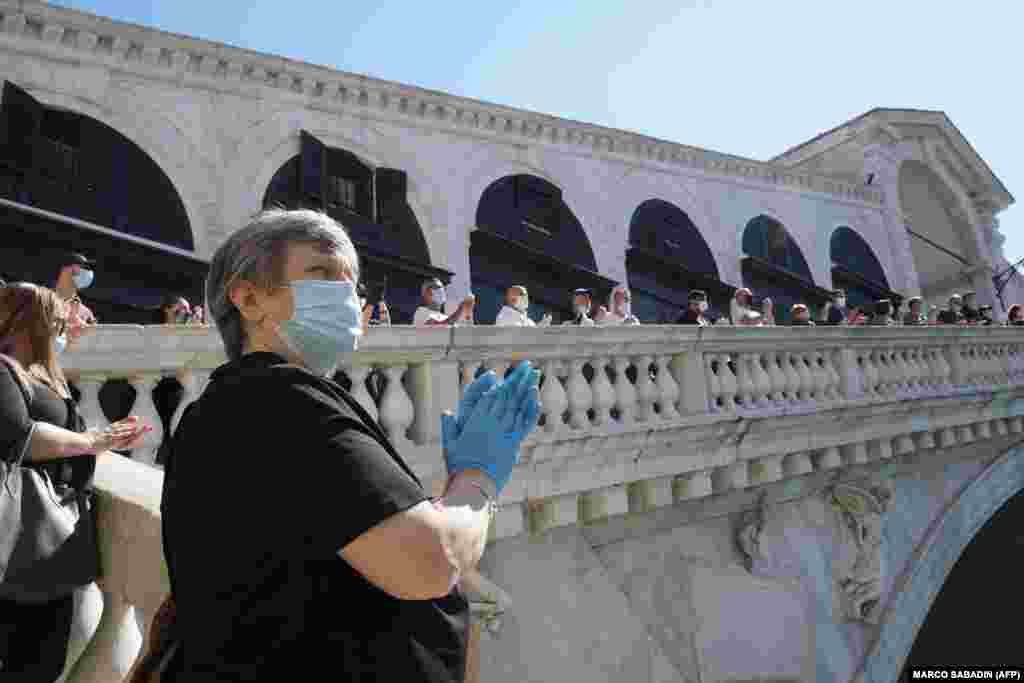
[735,492,767,571]
[828,480,894,624]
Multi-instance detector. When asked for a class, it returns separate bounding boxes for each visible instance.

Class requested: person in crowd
[676,290,711,325]
[870,299,896,325]
[790,303,814,326]
[903,296,927,325]
[760,297,776,326]
[937,294,964,325]
[358,283,391,329]
[151,294,193,465]
[1008,304,1024,326]
[730,288,761,326]
[562,288,595,326]
[0,282,150,680]
[154,294,193,325]
[597,285,640,326]
[847,305,869,325]
[413,278,474,327]
[891,298,906,325]
[821,289,848,325]
[977,305,996,326]
[961,291,980,323]
[53,252,98,334]
[160,209,540,680]
[495,285,551,327]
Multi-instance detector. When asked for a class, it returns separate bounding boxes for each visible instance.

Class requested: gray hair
[205,209,360,362]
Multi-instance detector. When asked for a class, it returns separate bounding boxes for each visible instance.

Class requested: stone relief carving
[828,480,893,624]
[734,480,895,625]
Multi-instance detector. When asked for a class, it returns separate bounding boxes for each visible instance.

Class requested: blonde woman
[0,282,150,679]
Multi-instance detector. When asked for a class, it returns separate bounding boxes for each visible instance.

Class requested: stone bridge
[54,323,1024,682]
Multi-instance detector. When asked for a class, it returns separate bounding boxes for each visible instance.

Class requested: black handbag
[0,357,102,602]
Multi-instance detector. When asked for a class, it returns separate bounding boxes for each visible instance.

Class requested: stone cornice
[1,1,884,205]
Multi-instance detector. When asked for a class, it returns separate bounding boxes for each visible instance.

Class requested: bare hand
[89,416,153,453]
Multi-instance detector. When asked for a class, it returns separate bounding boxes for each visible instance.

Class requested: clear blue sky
[52,0,1022,267]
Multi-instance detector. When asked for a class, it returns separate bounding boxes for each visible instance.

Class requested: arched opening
[262,131,450,324]
[470,174,614,324]
[830,227,899,310]
[626,199,727,323]
[741,215,828,324]
[901,487,1024,671]
[898,160,977,301]
[0,81,204,323]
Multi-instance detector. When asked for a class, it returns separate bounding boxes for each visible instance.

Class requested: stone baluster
[823,350,842,402]
[937,346,954,393]
[893,434,915,456]
[612,357,637,426]
[540,360,568,433]
[994,419,1009,438]
[1010,417,1024,434]
[704,354,723,412]
[863,349,881,398]
[902,349,919,395]
[749,454,784,485]
[938,427,957,448]
[718,354,739,413]
[764,351,787,406]
[868,438,893,460]
[945,343,967,390]
[915,431,937,450]
[565,359,593,428]
[589,357,615,426]
[811,352,830,404]
[974,421,992,440]
[343,362,379,421]
[734,353,756,409]
[911,348,927,394]
[841,442,868,465]
[782,351,801,405]
[796,352,815,403]
[169,369,212,436]
[127,374,163,465]
[957,424,975,443]
[654,355,680,420]
[891,348,908,395]
[672,352,707,416]
[673,470,713,501]
[379,364,415,449]
[712,462,749,493]
[920,347,938,395]
[783,452,813,476]
[838,348,864,400]
[75,374,109,431]
[814,446,842,470]
[751,353,773,408]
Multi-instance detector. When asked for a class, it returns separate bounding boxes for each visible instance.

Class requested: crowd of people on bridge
[2,207,1024,682]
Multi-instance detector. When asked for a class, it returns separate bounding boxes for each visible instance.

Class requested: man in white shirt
[596,285,640,326]
[413,278,474,326]
[562,288,596,326]
[495,285,552,327]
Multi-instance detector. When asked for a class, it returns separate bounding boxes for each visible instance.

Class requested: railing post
[671,349,708,416]
[837,346,862,400]
[945,341,966,389]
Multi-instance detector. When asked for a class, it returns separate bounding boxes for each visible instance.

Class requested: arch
[259,132,445,324]
[740,215,823,322]
[830,226,895,310]
[27,87,208,254]
[471,172,611,324]
[626,198,726,323]
[228,113,445,269]
[860,444,1024,682]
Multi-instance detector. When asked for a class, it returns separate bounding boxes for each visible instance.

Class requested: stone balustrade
[62,323,1024,681]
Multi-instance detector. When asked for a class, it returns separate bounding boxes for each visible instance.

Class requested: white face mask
[698,302,708,313]
[835,298,846,308]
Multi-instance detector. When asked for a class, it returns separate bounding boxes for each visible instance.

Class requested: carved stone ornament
[828,480,894,624]
[735,492,767,571]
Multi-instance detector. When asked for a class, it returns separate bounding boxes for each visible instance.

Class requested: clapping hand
[441,362,542,493]
[87,416,153,454]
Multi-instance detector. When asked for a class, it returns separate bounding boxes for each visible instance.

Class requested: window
[326,175,358,211]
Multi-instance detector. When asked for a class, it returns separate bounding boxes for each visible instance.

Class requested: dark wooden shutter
[375,168,407,225]
[299,130,326,209]
[0,82,43,198]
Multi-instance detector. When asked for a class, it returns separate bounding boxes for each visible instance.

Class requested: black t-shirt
[161,352,467,682]
[937,309,962,325]
[825,305,846,325]
[0,360,92,493]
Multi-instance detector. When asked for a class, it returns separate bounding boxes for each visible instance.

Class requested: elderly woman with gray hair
[157,209,540,682]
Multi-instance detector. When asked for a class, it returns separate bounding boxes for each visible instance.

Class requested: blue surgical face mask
[53,333,68,356]
[277,280,363,377]
[72,268,94,290]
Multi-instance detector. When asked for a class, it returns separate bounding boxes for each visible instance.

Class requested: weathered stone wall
[476,439,1024,683]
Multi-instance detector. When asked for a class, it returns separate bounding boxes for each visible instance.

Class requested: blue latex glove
[442,362,541,493]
